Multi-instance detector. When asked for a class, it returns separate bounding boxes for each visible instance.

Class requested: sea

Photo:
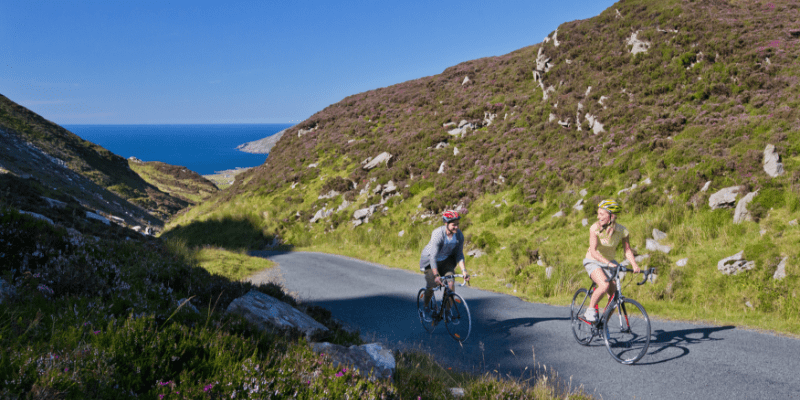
[62,124,293,176]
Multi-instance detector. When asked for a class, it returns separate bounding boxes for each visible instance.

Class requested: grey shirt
[419,225,465,271]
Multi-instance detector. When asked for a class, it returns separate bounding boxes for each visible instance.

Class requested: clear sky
[1,0,617,125]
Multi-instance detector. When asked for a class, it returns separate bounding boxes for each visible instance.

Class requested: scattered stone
[545,266,554,279]
[505,283,513,288]
[434,142,448,149]
[773,257,788,280]
[318,190,340,200]
[311,342,395,381]
[717,251,756,275]
[450,388,465,397]
[537,259,545,267]
[763,144,785,178]
[226,290,328,339]
[310,208,333,223]
[438,162,446,174]
[652,229,668,241]
[745,301,754,309]
[462,76,470,85]
[86,211,110,225]
[453,147,459,156]
[573,199,584,211]
[398,230,404,237]
[676,258,688,267]
[579,189,588,197]
[582,218,589,226]
[701,181,711,192]
[468,249,486,258]
[645,239,671,254]
[362,152,393,170]
[733,191,758,224]
[41,196,67,209]
[789,219,798,226]
[552,210,564,218]
[709,186,741,210]
[627,31,651,54]
[634,254,650,263]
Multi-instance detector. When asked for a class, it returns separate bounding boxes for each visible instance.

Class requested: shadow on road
[638,325,736,365]
[484,316,571,340]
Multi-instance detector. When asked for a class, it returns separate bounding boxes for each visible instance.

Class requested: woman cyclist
[419,210,470,322]
[583,199,641,322]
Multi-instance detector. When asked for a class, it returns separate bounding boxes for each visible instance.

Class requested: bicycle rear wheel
[570,288,595,345]
[444,293,471,342]
[417,288,437,333]
[603,298,651,364]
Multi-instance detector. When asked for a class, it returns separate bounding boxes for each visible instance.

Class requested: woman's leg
[588,268,616,308]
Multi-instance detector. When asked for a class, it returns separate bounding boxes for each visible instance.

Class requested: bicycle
[570,263,656,364]
[416,274,471,342]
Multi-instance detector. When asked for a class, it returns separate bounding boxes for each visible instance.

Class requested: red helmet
[442,210,460,223]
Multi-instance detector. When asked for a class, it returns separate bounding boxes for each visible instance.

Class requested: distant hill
[236,128,288,154]
[0,94,204,233]
[128,158,219,205]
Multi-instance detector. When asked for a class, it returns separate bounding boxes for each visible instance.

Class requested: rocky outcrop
[362,152,393,170]
[447,120,475,137]
[226,290,329,339]
[86,211,110,225]
[236,129,287,154]
[311,342,395,381]
[733,191,758,224]
[763,144,785,178]
[773,257,788,280]
[627,31,650,54]
[717,251,755,275]
[20,210,54,225]
[709,186,741,209]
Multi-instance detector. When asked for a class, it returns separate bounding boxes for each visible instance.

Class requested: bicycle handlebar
[439,274,470,287]
[604,263,657,285]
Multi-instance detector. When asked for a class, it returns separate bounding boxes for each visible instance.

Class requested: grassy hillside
[167,0,800,334]
[0,94,188,220]
[128,159,219,205]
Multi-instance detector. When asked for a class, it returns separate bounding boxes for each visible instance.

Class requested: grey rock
[579,189,588,197]
[398,230,404,237]
[86,211,110,225]
[709,186,741,210]
[552,210,564,218]
[582,218,589,227]
[20,210,54,225]
[467,249,486,258]
[645,239,671,254]
[634,254,650,263]
[382,180,397,195]
[505,283,513,288]
[41,196,67,209]
[450,388,465,397]
[652,228,667,241]
[362,152,393,170]
[763,144,785,178]
[311,342,395,381]
[788,219,798,226]
[318,190,340,200]
[676,258,688,267]
[434,142,449,149]
[734,191,758,224]
[226,290,328,339]
[353,207,373,220]
[573,199,584,211]
[701,181,711,192]
[717,251,756,275]
[773,257,788,280]
[545,266,554,279]
[627,31,651,54]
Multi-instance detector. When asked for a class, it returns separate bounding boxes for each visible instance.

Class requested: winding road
[249,251,799,399]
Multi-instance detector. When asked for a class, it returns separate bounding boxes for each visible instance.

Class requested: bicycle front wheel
[603,298,651,364]
[570,288,595,345]
[444,293,471,342]
[417,288,437,333]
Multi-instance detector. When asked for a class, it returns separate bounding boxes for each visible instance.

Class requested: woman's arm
[622,236,641,273]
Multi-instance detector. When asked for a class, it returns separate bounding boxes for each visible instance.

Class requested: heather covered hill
[169,0,800,333]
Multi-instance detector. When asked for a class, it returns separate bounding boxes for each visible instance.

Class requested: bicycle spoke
[417,288,437,333]
[603,298,651,364]
[444,293,471,342]
[571,288,595,345]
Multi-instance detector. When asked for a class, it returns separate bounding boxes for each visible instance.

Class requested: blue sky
[1,0,617,125]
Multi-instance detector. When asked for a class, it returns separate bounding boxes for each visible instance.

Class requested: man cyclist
[420,210,470,322]
[583,199,641,322]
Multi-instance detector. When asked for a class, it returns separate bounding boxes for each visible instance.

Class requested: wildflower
[335,371,344,377]
[158,396,164,399]
[93,330,101,335]
[204,384,214,392]
[64,368,69,372]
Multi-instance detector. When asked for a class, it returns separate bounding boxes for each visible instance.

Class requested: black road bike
[571,263,656,364]
[416,274,471,342]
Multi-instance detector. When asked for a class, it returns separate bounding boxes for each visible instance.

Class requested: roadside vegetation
[167,0,800,335]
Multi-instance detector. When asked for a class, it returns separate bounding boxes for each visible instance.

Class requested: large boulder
[311,342,395,381]
[226,290,329,339]
[717,251,756,275]
[646,238,671,254]
[709,186,741,210]
[773,257,788,280]
[733,191,758,224]
[763,144,785,178]
[362,152,393,170]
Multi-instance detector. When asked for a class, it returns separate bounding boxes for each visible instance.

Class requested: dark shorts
[423,254,458,290]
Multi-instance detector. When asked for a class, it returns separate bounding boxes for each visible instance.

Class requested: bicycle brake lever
[637,267,655,285]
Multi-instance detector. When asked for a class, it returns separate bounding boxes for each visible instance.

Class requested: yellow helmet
[598,199,621,214]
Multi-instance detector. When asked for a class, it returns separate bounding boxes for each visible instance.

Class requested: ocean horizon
[63,124,292,175]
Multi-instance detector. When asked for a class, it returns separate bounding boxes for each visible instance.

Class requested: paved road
[249,251,799,400]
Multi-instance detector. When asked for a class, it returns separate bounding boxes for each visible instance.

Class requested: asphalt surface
[249,251,799,400]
